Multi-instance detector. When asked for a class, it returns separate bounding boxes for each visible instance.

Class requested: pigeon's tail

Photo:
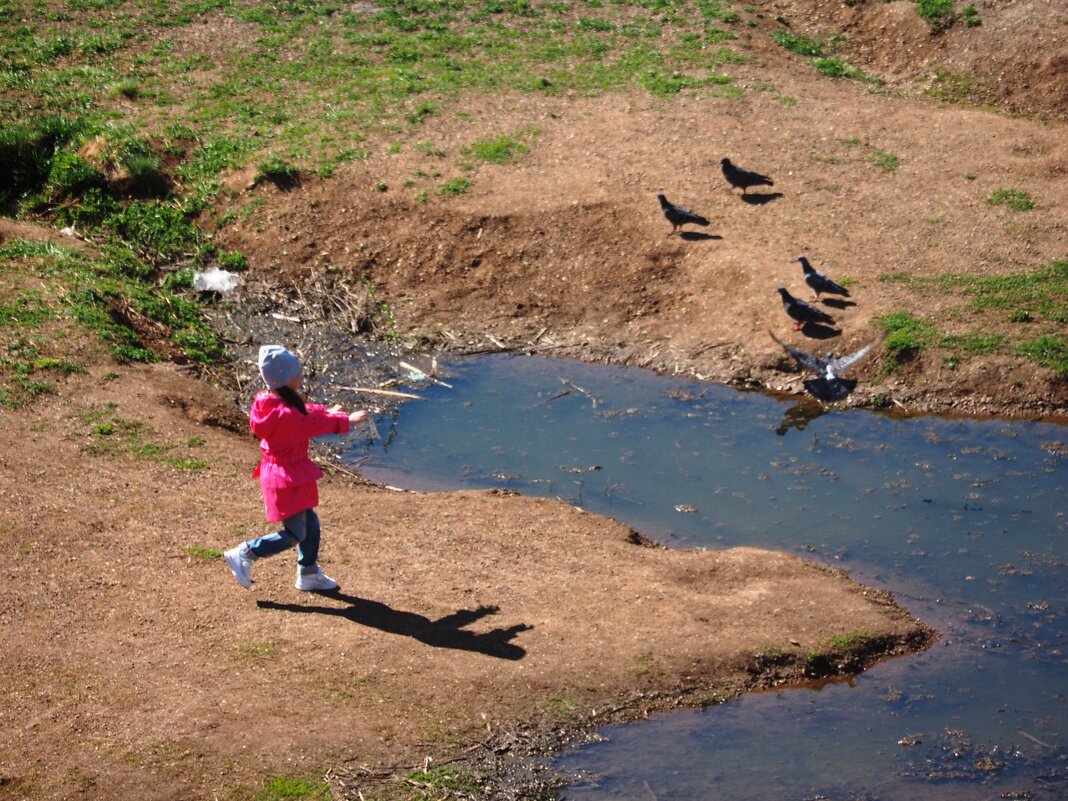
[691,213,710,226]
[826,283,850,297]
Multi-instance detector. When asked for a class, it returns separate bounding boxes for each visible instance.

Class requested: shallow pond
[334,353,1067,800]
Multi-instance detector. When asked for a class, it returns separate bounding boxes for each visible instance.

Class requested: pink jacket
[249,391,351,522]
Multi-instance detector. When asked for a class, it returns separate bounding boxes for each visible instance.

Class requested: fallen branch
[562,378,599,408]
[335,385,424,400]
[529,389,572,408]
[1018,729,1054,749]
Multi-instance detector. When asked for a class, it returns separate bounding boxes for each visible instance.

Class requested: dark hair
[274,384,308,415]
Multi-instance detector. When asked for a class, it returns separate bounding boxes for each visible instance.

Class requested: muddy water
[334,353,1067,800]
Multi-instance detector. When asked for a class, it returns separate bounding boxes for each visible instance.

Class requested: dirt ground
[212,6,1068,421]
[0,357,931,800]
[3,3,1066,800]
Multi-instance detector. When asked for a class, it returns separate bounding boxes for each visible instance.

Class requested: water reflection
[337,353,1067,801]
[774,399,827,436]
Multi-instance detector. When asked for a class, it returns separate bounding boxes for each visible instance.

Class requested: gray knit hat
[258,345,302,389]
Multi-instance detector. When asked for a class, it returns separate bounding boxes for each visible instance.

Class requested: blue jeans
[245,509,321,570]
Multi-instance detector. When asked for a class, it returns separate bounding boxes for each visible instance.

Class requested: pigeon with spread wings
[770,331,883,400]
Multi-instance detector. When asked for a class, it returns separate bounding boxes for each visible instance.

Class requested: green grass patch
[924,69,974,104]
[0,115,88,211]
[960,4,981,26]
[914,0,957,32]
[875,311,937,361]
[770,28,823,57]
[255,155,301,188]
[1,0,752,176]
[253,775,330,801]
[938,260,1067,323]
[873,261,1068,375]
[1,233,223,368]
[1015,336,1068,377]
[462,130,535,164]
[0,289,55,327]
[866,147,899,172]
[829,630,869,651]
[769,29,875,83]
[437,177,471,195]
[987,188,1035,211]
[182,545,221,560]
[813,56,863,80]
[0,336,83,408]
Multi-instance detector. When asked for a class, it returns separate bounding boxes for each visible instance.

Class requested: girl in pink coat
[225,345,367,591]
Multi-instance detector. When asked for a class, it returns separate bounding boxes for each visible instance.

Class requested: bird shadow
[740,192,783,206]
[800,323,840,339]
[679,231,723,241]
[821,298,857,310]
[257,592,533,661]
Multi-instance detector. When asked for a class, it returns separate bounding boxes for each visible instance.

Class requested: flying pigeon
[798,255,850,302]
[721,157,774,195]
[769,331,883,400]
[777,286,835,331]
[658,193,710,235]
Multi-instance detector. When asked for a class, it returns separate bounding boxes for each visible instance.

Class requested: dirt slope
[217,72,1067,418]
[766,0,1068,121]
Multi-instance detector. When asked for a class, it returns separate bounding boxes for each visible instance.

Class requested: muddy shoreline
[210,277,1067,428]
[203,283,940,800]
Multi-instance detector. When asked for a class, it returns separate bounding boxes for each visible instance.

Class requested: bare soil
[3,3,1066,800]
[215,56,1067,419]
[0,357,931,800]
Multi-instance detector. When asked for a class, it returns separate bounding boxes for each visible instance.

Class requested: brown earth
[213,27,1067,420]
[3,3,1067,800]
[0,354,931,801]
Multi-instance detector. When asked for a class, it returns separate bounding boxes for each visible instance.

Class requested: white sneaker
[295,567,338,592]
[224,546,252,589]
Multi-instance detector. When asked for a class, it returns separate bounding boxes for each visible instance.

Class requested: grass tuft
[987,188,1035,211]
[253,775,331,801]
[463,131,533,164]
[1015,336,1068,377]
[770,29,824,57]
[437,177,471,196]
[255,156,302,189]
[914,0,957,32]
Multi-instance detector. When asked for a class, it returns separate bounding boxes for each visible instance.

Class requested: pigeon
[770,331,883,400]
[657,193,710,235]
[777,286,835,331]
[721,157,774,195]
[798,255,850,302]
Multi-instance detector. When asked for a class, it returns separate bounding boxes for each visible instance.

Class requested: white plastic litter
[193,267,240,294]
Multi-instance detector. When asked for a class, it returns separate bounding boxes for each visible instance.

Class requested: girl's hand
[348,409,368,425]
[327,404,345,414]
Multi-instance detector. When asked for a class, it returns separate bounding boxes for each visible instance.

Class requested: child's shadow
[257,593,533,661]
